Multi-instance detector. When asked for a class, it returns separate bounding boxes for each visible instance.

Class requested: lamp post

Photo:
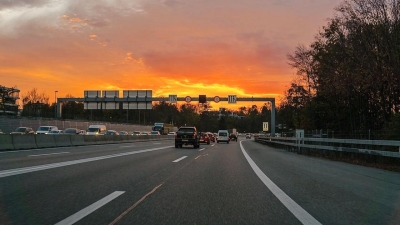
[55,90,58,118]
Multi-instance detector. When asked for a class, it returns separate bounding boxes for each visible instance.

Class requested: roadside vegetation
[282,0,400,139]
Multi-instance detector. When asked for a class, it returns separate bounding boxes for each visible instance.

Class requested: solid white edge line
[0,146,172,178]
[240,141,322,225]
[55,191,125,225]
[172,156,187,163]
[28,152,70,157]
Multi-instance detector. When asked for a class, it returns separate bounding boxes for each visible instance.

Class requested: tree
[179,103,200,127]
[21,88,51,117]
[285,0,400,138]
[61,94,84,119]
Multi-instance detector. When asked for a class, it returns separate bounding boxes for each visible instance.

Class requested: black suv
[175,126,200,148]
[229,133,238,141]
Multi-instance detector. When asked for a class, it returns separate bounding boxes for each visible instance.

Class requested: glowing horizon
[1,0,343,110]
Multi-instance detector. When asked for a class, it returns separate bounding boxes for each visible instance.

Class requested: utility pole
[55,90,58,118]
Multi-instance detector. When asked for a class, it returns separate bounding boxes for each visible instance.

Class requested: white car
[150,131,161,135]
[132,131,141,136]
[217,130,230,144]
[167,132,176,135]
[36,126,58,134]
[48,130,63,135]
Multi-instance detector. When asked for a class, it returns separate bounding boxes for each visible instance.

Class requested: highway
[0,138,399,224]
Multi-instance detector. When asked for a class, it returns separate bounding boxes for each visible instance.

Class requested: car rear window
[179,128,195,132]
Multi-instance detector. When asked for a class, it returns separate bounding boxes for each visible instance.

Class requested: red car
[207,132,215,142]
[199,132,211,144]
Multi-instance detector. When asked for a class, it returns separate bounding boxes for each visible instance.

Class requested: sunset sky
[1,0,342,109]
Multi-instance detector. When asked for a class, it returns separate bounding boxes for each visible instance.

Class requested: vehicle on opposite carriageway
[150,131,161,135]
[87,125,106,135]
[63,128,82,135]
[36,126,58,134]
[10,127,35,135]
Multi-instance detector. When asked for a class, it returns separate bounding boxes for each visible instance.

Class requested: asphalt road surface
[0,138,399,224]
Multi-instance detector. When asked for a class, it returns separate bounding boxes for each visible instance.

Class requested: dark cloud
[0,0,50,9]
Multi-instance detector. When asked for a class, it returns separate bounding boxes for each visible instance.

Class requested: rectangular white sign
[263,122,269,131]
[123,90,137,98]
[102,90,119,98]
[84,90,101,98]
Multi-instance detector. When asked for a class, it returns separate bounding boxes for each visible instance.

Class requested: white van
[217,130,230,144]
[87,125,106,135]
[36,126,58,134]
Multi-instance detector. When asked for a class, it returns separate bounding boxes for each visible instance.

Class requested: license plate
[182,139,188,142]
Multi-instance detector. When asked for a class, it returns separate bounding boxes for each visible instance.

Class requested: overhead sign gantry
[56,91,276,136]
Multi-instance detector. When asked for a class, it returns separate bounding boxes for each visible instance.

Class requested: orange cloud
[1,0,343,111]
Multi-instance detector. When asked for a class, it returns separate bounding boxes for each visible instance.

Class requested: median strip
[0,146,172,178]
[55,191,125,225]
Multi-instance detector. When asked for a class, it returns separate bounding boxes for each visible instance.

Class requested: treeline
[280,0,400,139]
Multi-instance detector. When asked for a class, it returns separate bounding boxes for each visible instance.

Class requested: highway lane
[243,140,400,224]
[0,140,173,170]
[0,138,399,224]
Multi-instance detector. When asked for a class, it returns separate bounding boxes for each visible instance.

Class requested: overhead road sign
[228,95,237,104]
[199,95,206,103]
[169,95,178,103]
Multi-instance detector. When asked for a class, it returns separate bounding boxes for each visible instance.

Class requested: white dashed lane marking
[172,156,187,163]
[55,191,125,225]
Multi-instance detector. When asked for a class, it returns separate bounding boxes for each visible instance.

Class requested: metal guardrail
[255,136,400,158]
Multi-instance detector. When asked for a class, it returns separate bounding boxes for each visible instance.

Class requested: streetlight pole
[55,90,58,118]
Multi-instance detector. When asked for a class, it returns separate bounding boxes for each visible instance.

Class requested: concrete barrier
[35,135,56,148]
[0,135,15,150]
[83,135,97,145]
[104,135,115,144]
[96,135,108,144]
[114,135,122,142]
[71,135,85,146]
[12,135,38,149]
[54,135,72,147]
[120,135,131,143]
